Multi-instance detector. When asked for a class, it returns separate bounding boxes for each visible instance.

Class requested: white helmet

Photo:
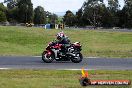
[56,32,65,41]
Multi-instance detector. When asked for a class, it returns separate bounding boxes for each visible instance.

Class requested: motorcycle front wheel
[70,53,83,63]
[42,51,55,63]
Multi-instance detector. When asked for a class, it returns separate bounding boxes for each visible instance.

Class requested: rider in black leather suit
[56,32,70,55]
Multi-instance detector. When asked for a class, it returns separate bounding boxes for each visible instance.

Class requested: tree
[81,0,104,27]
[45,11,58,24]
[0,11,6,22]
[17,0,33,23]
[4,0,19,9]
[34,6,46,24]
[7,1,17,9]
[120,0,132,28]
[100,5,113,27]
[107,0,120,27]
[50,13,58,24]
[45,11,51,23]
[0,3,7,22]
[108,0,119,11]
[76,8,84,26]
[0,3,7,12]
[6,7,18,22]
[3,0,19,22]
[63,10,76,27]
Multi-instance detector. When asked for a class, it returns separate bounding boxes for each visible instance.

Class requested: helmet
[56,32,65,41]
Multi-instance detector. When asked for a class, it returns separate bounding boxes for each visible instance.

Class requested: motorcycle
[42,41,83,63]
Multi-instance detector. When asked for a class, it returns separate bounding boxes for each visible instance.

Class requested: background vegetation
[63,0,132,28]
[0,0,132,28]
[0,0,58,24]
[0,70,131,88]
[0,26,132,57]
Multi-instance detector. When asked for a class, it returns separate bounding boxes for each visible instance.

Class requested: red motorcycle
[42,41,83,63]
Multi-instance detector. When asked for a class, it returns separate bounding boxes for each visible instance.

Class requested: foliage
[0,11,7,22]
[83,0,104,26]
[6,7,18,22]
[6,0,18,9]
[17,0,33,23]
[120,0,132,28]
[0,3,7,22]
[64,0,132,28]
[81,0,113,27]
[1,0,132,28]
[45,11,58,24]
[74,0,120,27]
[108,0,120,12]
[107,0,120,27]
[63,10,76,27]
[0,3,7,12]
[76,8,84,26]
[34,6,46,24]
[50,13,58,24]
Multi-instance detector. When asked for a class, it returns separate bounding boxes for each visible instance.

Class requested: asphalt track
[0,56,132,70]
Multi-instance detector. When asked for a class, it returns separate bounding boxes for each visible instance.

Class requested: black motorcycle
[42,41,83,63]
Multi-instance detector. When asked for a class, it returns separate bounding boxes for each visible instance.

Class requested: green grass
[0,70,131,88]
[0,26,132,57]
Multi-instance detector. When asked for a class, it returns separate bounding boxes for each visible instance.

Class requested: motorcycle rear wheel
[42,51,55,63]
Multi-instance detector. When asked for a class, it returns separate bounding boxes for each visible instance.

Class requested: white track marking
[33,56,42,57]
[86,57,99,58]
[0,68,10,70]
[58,69,94,70]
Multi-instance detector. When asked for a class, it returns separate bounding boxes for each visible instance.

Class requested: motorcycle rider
[56,31,70,55]
[56,31,70,44]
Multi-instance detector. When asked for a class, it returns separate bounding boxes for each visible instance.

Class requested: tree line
[0,0,132,28]
[0,0,58,24]
[63,0,132,28]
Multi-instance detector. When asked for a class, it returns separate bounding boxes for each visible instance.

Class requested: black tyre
[79,77,91,86]
[42,51,55,63]
[71,53,83,63]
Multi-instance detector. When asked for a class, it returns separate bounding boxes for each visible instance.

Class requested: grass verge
[0,26,132,58]
[0,70,131,88]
